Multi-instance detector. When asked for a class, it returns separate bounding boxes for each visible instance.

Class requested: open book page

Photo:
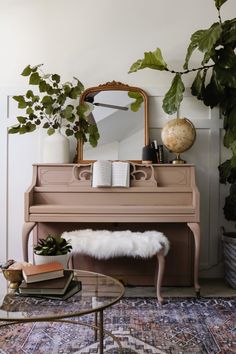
[92,160,112,187]
[112,161,130,187]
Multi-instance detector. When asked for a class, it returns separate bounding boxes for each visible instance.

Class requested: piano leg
[187,222,201,297]
[156,249,165,304]
[22,222,36,262]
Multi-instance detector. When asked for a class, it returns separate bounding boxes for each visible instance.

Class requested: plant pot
[42,130,70,163]
[34,253,70,269]
[222,229,236,289]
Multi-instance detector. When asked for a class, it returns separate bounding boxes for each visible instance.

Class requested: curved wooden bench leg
[156,249,165,304]
[22,222,36,262]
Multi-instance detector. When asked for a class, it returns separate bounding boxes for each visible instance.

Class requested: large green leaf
[231,140,236,156]
[215,63,236,88]
[65,128,74,136]
[17,116,26,124]
[13,95,28,109]
[19,125,27,134]
[52,74,60,83]
[88,124,100,147]
[162,74,185,114]
[224,181,236,221]
[128,91,144,112]
[198,23,222,53]
[128,48,167,73]
[77,103,88,116]
[183,30,205,69]
[214,0,228,10]
[231,155,236,168]
[8,125,20,134]
[73,77,84,92]
[222,19,236,45]
[62,104,74,119]
[226,106,236,130]
[202,70,225,107]
[69,86,81,99]
[223,128,235,147]
[219,159,232,183]
[39,80,47,92]
[21,65,32,76]
[201,47,216,65]
[25,122,36,132]
[41,95,54,105]
[191,70,207,99]
[218,46,236,69]
[29,72,41,85]
[47,127,55,136]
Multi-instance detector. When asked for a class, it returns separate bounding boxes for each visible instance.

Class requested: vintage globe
[161,118,196,163]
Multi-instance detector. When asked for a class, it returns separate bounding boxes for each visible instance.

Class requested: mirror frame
[77,81,149,163]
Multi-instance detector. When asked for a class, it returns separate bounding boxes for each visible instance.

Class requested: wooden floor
[124,278,236,297]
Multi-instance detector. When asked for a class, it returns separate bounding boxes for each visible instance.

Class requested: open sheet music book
[92,160,130,188]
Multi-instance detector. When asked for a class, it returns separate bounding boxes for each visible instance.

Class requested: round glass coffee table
[0,269,125,353]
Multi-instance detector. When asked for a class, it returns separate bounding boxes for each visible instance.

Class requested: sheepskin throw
[62,229,169,259]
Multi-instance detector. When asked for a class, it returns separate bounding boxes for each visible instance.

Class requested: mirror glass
[77,81,149,162]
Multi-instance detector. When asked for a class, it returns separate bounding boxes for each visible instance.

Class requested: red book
[22,262,64,283]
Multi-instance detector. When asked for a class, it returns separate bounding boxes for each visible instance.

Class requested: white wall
[0,0,235,276]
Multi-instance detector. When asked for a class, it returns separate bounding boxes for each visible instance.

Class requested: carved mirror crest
[77,81,149,163]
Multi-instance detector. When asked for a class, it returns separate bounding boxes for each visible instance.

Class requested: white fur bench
[62,229,170,303]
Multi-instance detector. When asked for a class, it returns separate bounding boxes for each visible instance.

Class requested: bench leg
[156,250,165,304]
[22,222,36,262]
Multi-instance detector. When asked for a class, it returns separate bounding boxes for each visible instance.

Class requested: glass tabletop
[0,269,124,321]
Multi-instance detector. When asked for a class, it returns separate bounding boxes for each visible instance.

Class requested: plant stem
[217,9,222,24]
[165,64,214,75]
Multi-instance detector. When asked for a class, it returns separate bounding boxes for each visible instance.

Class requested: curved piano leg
[156,250,165,304]
[187,222,201,297]
[22,222,36,262]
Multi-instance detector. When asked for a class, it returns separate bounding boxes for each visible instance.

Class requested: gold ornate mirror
[77,81,149,162]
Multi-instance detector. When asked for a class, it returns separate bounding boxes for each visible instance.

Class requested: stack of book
[18,262,81,300]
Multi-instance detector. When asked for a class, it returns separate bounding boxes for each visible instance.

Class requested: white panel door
[0,87,40,262]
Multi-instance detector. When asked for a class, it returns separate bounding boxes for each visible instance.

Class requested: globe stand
[171,153,186,164]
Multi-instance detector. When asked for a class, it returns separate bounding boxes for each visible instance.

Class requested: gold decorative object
[161,117,196,164]
[2,269,23,289]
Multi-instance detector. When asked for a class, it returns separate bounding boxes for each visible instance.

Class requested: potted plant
[8,64,100,162]
[34,235,72,268]
[129,0,236,286]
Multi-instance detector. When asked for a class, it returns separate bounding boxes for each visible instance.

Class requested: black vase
[142,145,157,163]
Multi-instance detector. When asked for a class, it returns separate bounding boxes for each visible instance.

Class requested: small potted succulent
[34,235,72,268]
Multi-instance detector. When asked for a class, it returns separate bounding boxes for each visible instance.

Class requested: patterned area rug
[0,297,235,354]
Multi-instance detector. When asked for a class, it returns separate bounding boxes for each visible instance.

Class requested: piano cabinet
[22,163,200,293]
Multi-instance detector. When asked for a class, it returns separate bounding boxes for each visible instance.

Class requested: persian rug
[0,297,235,354]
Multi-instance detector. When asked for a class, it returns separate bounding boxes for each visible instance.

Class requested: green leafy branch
[9,64,100,147]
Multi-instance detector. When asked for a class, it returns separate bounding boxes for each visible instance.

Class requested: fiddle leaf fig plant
[9,64,100,147]
[129,0,236,222]
[128,91,144,112]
